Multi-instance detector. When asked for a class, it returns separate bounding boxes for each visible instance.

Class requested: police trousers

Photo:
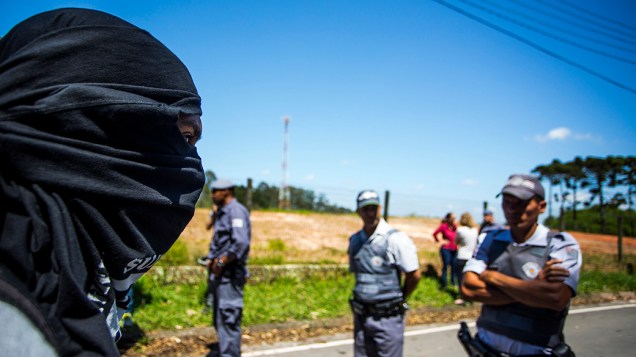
[353,311,405,357]
[212,279,245,357]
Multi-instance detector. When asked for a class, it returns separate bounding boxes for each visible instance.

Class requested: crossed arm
[460,260,573,311]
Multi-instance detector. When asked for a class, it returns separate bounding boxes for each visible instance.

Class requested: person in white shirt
[454,212,478,305]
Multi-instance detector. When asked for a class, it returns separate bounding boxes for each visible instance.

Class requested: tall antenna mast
[278,116,291,210]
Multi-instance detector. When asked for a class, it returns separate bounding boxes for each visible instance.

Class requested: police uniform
[349,218,419,357]
[209,196,251,357]
[463,224,582,356]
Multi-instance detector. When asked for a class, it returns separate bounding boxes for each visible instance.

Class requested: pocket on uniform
[220,307,242,325]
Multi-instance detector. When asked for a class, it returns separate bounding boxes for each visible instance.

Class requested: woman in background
[454,212,478,304]
[432,212,457,289]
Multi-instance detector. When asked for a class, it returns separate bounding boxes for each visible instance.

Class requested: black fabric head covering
[0,8,204,355]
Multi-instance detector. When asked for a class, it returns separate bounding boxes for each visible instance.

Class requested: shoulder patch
[231,218,244,228]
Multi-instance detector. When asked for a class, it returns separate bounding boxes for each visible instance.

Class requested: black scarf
[0,8,204,356]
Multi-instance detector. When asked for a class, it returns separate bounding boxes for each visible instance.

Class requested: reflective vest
[350,229,402,303]
[477,230,568,347]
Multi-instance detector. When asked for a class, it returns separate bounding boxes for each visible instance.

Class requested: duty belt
[349,298,405,317]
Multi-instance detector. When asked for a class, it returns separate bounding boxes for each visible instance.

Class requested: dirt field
[181,209,636,263]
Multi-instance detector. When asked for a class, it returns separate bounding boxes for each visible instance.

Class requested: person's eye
[181,132,199,146]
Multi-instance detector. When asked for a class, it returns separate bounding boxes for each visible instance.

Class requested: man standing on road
[348,190,422,357]
[461,174,582,356]
[207,179,251,356]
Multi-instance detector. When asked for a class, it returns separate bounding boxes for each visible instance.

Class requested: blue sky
[4,1,636,221]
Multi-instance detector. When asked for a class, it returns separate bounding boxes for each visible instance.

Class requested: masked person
[0,8,204,356]
[348,190,421,357]
[206,179,251,357]
[460,174,581,357]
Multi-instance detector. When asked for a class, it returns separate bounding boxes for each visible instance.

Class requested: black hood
[0,8,204,356]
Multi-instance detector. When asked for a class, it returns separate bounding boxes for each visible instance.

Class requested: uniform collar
[512,224,549,246]
[362,218,390,241]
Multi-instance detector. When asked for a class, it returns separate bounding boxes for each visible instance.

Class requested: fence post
[617,214,623,262]
[384,190,390,222]
[246,178,253,212]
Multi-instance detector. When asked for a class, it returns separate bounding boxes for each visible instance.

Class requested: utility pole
[278,116,291,210]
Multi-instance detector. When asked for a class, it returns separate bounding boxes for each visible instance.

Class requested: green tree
[619,156,636,211]
[581,156,622,233]
[563,157,587,230]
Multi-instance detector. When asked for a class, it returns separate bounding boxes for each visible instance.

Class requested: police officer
[207,179,251,357]
[477,209,503,247]
[348,190,422,357]
[461,174,582,356]
[479,209,501,235]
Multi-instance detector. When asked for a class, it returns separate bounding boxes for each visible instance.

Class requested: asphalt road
[242,303,636,357]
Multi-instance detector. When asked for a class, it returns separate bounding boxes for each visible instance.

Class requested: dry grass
[179,209,636,266]
[179,209,442,265]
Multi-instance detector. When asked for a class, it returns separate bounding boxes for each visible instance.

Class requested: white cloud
[462,178,478,186]
[261,169,271,176]
[535,127,594,143]
[415,183,425,191]
[536,127,570,142]
[305,173,315,181]
[548,127,571,140]
[340,159,351,166]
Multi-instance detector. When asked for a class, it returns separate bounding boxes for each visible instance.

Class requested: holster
[457,321,575,357]
[457,322,498,357]
[550,342,575,357]
[349,297,365,315]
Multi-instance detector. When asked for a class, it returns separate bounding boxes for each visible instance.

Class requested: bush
[543,206,636,236]
[268,238,287,252]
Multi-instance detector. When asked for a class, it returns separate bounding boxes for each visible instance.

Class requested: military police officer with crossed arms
[207,179,251,356]
[461,174,582,357]
[348,190,422,357]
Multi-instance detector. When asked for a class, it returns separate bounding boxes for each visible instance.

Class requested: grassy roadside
[130,253,636,332]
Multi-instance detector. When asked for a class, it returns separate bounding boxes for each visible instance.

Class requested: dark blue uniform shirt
[208,198,251,278]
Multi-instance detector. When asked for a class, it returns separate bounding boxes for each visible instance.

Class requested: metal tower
[278,116,291,209]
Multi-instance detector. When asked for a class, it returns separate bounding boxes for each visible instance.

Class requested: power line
[457,0,636,64]
[499,0,636,50]
[432,0,636,95]
[556,0,636,37]
[523,0,636,45]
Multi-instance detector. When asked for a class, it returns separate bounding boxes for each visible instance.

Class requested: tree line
[195,170,352,214]
[532,155,635,235]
